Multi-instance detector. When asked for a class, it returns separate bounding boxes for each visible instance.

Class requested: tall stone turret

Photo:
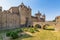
[35,11,41,20]
[55,16,60,22]
[19,3,32,27]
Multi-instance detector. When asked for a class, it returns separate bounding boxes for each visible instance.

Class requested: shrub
[6,31,19,39]
[35,24,41,28]
[16,29,23,33]
[23,28,28,31]
[29,28,35,33]
[6,31,11,37]
[10,32,19,39]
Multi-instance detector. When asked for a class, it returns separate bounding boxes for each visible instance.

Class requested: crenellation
[9,7,19,14]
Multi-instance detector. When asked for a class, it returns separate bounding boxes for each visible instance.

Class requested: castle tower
[55,16,60,22]
[19,3,32,27]
[35,11,41,19]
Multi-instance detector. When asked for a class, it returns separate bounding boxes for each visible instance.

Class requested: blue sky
[0,0,60,21]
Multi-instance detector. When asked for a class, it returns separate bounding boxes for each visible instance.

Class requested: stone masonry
[0,3,60,30]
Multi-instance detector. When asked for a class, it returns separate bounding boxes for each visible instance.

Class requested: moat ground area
[0,28,60,40]
[17,30,60,40]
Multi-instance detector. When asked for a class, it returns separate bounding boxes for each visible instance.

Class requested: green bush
[6,31,11,37]
[10,32,19,39]
[29,28,35,33]
[6,31,19,39]
[23,28,28,31]
[16,29,23,33]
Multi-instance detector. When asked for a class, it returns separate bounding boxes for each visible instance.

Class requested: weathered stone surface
[0,3,60,30]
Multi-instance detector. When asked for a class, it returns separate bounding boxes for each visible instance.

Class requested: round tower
[35,11,41,19]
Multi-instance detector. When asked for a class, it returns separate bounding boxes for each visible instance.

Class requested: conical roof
[35,11,41,15]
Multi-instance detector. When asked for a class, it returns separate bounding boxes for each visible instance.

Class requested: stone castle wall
[0,11,20,29]
[0,3,32,29]
[0,3,47,29]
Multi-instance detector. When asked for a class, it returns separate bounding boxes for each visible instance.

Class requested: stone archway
[35,24,41,28]
[43,24,49,29]
[43,24,55,30]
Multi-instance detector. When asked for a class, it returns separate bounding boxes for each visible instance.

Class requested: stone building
[55,16,60,22]
[0,3,45,29]
[31,11,45,22]
[54,16,60,30]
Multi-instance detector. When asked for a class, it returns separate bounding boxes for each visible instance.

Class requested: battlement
[35,11,45,19]
[9,7,19,14]
[19,3,31,11]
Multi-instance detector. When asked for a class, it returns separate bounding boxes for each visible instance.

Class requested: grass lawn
[0,28,60,40]
[15,29,60,40]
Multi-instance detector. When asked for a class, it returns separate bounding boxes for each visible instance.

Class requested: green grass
[14,30,60,40]
[0,27,60,40]
[20,30,59,40]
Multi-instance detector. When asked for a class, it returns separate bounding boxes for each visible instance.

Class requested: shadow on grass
[44,29,55,31]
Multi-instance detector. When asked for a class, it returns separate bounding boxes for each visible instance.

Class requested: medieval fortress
[0,3,60,30]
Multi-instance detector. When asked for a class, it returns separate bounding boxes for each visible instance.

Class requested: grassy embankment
[0,26,60,40]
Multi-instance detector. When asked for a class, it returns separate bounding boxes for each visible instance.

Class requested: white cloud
[0,0,12,10]
[0,0,34,10]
